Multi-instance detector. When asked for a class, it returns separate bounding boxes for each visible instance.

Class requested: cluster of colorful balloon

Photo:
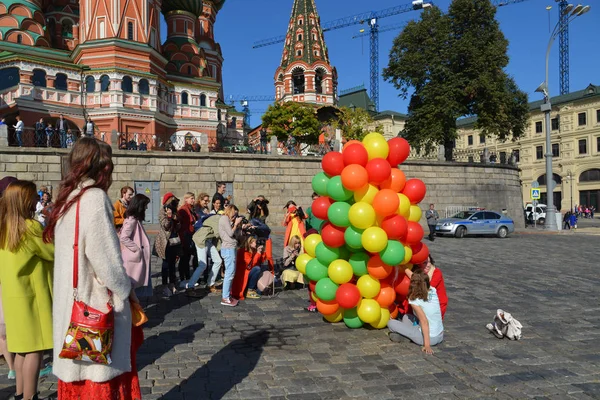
[296,132,429,329]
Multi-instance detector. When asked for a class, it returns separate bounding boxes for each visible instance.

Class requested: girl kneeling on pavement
[387,269,444,354]
[232,237,274,300]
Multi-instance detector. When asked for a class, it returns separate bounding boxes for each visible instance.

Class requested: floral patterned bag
[59,201,115,365]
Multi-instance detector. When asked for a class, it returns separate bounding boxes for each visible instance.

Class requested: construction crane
[252,1,433,112]
[556,0,569,94]
[227,95,275,127]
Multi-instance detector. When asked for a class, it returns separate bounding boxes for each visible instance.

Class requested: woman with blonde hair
[0,180,54,400]
[44,137,140,399]
[218,205,244,307]
[177,192,197,281]
[281,235,304,288]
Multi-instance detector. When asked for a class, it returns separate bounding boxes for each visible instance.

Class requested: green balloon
[315,278,339,301]
[326,176,353,202]
[315,242,340,266]
[344,225,364,249]
[348,252,369,276]
[315,218,326,233]
[306,259,329,282]
[338,245,351,261]
[343,307,364,329]
[328,201,351,228]
[312,172,330,196]
[379,240,406,266]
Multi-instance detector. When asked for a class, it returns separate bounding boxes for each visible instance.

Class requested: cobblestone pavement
[1,231,599,400]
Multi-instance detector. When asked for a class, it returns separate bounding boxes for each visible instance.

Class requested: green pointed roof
[161,0,204,17]
[280,0,330,70]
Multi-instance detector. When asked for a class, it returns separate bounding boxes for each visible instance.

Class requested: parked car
[525,203,547,224]
[436,210,515,238]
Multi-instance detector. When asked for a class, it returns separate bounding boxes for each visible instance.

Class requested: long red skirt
[58,326,144,400]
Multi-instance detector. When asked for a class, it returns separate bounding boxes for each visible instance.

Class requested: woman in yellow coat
[0,180,54,400]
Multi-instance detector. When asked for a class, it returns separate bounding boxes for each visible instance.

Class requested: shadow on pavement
[164,330,270,400]
[142,288,208,331]
[137,322,205,372]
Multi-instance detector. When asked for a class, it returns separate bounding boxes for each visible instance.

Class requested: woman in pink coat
[120,194,152,298]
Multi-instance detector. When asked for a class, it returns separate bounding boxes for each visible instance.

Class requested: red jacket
[399,267,447,319]
[177,204,196,246]
[231,248,274,300]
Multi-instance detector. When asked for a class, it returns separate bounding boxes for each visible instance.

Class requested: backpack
[250,218,271,238]
[193,213,213,232]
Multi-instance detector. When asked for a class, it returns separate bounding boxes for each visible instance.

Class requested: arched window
[85,76,95,93]
[200,94,207,107]
[0,67,20,91]
[181,91,189,105]
[32,69,47,87]
[217,109,222,121]
[537,173,562,186]
[54,73,67,90]
[100,75,110,92]
[296,49,302,57]
[99,20,106,39]
[17,34,22,44]
[187,66,192,75]
[298,34,302,41]
[292,67,305,94]
[315,68,326,94]
[122,76,133,93]
[139,79,149,95]
[127,22,134,40]
[580,169,600,182]
[62,20,73,38]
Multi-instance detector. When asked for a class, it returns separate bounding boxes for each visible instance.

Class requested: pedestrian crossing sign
[531,188,541,200]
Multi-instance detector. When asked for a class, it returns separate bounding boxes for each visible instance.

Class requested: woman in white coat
[43,137,141,399]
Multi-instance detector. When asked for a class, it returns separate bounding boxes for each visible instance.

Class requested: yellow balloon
[397,193,411,218]
[361,226,388,253]
[408,205,422,222]
[328,259,354,284]
[362,132,385,144]
[401,246,413,265]
[311,292,318,302]
[304,234,322,258]
[363,135,390,160]
[324,308,344,323]
[354,184,379,204]
[357,299,382,324]
[295,253,313,275]
[370,308,391,329]
[356,275,381,299]
[348,202,376,230]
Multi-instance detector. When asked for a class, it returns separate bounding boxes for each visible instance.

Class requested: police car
[435,210,515,238]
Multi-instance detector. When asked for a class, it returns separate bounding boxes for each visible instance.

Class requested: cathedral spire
[275,0,337,106]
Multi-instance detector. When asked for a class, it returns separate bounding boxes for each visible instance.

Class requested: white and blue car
[435,210,515,238]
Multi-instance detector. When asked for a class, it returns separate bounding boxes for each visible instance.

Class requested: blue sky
[162,0,599,125]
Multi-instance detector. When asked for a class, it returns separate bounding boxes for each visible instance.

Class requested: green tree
[383,0,529,160]
[329,106,382,141]
[261,102,322,145]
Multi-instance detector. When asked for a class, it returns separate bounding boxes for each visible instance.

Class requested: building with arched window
[0,0,243,151]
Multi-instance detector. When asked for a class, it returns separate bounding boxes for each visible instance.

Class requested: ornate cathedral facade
[0,0,243,150]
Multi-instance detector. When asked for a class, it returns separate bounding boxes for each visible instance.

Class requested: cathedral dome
[161,0,204,17]
[205,0,226,11]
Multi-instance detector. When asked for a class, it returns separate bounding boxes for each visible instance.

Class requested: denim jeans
[16,131,22,147]
[59,129,67,148]
[247,266,262,291]
[185,241,222,288]
[220,248,236,299]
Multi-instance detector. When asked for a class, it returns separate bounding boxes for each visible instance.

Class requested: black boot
[14,394,23,400]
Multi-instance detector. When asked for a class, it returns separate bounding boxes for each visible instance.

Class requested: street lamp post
[566,169,574,212]
[535,3,590,231]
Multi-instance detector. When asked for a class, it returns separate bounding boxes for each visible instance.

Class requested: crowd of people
[573,204,595,219]
[2,114,97,148]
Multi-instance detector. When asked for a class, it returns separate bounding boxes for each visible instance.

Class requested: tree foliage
[328,106,382,141]
[261,102,322,145]
[383,0,529,160]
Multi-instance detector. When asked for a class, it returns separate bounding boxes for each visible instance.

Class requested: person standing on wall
[425,203,439,242]
[83,117,95,137]
[35,118,45,147]
[13,115,24,147]
[56,114,69,148]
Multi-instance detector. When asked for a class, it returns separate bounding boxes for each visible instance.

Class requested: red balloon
[380,169,407,193]
[365,158,392,184]
[374,282,397,308]
[343,140,362,150]
[405,221,424,245]
[402,179,427,205]
[341,164,369,191]
[394,275,410,297]
[381,267,405,286]
[321,222,347,248]
[410,242,430,265]
[367,255,393,279]
[342,143,369,167]
[309,280,317,293]
[312,196,333,220]
[336,283,361,309]
[387,137,411,167]
[380,215,408,241]
[372,189,400,217]
[322,152,345,177]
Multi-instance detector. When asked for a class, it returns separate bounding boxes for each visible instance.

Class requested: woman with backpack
[282,201,306,248]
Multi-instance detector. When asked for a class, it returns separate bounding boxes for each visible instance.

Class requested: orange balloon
[372,189,400,217]
[380,169,407,193]
[367,255,393,279]
[343,139,362,150]
[316,298,340,315]
[341,164,369,191]
[389,304,399,319]
[374,282,396,308]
